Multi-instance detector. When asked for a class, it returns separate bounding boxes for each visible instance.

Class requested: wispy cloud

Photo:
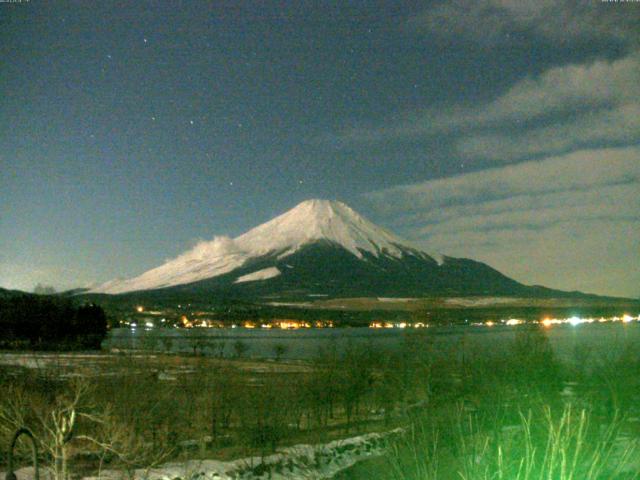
[455,53,640,160]
[336,53,640,161]
[406,0,640,48]
[365,146,640,297]
[331,0,640,166]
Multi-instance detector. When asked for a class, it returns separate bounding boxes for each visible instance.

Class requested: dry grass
[2,327,640,479]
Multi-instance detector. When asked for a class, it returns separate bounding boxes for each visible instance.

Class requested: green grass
[2,326,640,479]
[386,402,639,480]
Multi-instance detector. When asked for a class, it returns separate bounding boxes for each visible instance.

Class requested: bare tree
[0,377,172,480]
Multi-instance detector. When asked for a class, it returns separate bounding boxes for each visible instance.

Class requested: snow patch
[235,267,281,284]
[82,429,403,480]
[377,297,416,303]
[432,253,445,265]
[267,302,314,307]
[444,297,520,307]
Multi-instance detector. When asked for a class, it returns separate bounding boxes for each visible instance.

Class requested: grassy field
[1,326,639,479]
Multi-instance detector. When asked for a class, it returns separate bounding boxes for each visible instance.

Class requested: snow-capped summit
[90,199,443,294]
[234,199,415,260]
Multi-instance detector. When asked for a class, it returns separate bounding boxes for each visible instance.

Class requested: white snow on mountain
[234,199,408,259]
[94,236,249,294]
[234,267,281,284]
[90,199,442,294]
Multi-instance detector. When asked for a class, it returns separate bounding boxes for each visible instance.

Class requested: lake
[104,321,640,364]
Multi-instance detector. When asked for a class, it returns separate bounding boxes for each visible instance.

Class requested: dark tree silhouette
[0,292,108,350]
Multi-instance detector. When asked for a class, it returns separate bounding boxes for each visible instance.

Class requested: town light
[568,316,582,326]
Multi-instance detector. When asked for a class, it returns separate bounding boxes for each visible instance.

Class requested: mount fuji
[88,199,562,300]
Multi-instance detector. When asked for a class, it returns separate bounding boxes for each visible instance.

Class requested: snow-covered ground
[83,429,403,480]
[4,423,638,480]
[0,352,121,370]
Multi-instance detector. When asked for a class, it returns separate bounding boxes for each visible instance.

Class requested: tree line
[0,293,107,350]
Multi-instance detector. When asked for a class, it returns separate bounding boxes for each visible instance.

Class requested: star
[151,116,156,121]
[143,38,148,44]
[189,120,194,125]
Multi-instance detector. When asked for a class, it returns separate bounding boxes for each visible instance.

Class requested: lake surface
[104,322,640,364]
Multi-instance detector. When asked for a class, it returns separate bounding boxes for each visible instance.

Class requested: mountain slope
[90,199,442,294]
[160,241,531,299]
[89,199,572,300]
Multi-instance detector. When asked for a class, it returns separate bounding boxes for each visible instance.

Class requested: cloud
[334,52,640,165]
[406,0,640,48]
[365,146,640,297]
[469,54,640,123]
[337,53,640,148]
[454,53,640,160]
[457,103,640,161]
[367,147,639,212]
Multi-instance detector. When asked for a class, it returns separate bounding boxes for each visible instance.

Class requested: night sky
[2,1,639,297]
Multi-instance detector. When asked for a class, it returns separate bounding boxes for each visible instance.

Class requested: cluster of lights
[540,314,638,327]
[129,305,638,331]
[240,320,332,329]
[369,322,428,329]
[473,314,639,328]
[241,320,313,329]
[142,318,335,330]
